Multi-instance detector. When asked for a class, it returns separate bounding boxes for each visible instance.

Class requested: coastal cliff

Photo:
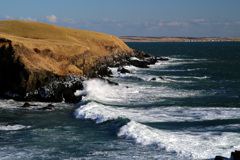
[0,20,135,101]
[0,20,165,102]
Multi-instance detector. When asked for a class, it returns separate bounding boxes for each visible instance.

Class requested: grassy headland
[0,20,133,76]
[0,20,133,98]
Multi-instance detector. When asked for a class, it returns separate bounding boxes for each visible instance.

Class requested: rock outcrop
[215,150,240,160]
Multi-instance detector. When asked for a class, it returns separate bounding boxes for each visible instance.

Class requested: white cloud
[102,18,116,23]
[192,19,205,23]
[192,19,209,25]
[167,22,188,27]
[157,22,164,26]
[46,14,57,23]
[117,23,122,28]
[235,22,240,25]
[20,16,37,22]
[61,18,76,24]
[5,15,14,20]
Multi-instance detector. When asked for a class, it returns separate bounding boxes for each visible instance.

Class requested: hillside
[0,20,132,75]
[0,20,133,101]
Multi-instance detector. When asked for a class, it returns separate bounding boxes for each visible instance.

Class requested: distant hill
[119,36,240,42]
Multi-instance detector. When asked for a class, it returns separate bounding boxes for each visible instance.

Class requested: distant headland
[119,36,240,42]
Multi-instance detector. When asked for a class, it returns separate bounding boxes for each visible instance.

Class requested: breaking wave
[74,78,240,159]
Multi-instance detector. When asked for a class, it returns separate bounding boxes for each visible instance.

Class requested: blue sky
[1,0,240,37]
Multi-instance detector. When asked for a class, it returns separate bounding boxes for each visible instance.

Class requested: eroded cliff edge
[0,20,161,102]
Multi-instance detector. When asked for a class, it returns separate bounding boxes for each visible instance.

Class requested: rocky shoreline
[0,20,169,103]
[1,47,168,103]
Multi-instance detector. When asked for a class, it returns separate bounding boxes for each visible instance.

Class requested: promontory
[0,20,164,102]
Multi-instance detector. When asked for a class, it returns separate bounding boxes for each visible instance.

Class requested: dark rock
[129,60,149,68]
[5,122,19,126]
[231,150,240,160]
[158,57,169,61]
[118,67,131,74]
[40,106,52,110]
[25,75,84,103]
[143,53,152,58]
[105,79,119,86]
[97,66,113,78]
[47,104,56,108]
[22,102,30,107]
[159,76,164,80]
[150,77,156,81]
[33,48,41,53]
[214,156,228,160]
[40,104,56,110]
[150,77,164,81]
[21,102,37,107]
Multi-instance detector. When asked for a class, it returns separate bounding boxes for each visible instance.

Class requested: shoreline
[119,36,240,42]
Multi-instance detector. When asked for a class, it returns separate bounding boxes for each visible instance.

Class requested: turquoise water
[0,42,240,159]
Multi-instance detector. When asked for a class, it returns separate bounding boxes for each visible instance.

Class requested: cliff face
[0,20,133,100]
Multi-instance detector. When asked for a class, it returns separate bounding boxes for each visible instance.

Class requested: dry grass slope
[0,20,132,76]
[0,20,131,55]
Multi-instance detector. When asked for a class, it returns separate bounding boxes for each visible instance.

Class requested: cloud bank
[1,15,240,37]
[46,15,57,23]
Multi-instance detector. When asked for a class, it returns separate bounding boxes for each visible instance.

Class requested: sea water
[0,42,240,160]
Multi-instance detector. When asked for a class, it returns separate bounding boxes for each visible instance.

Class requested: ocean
[0,42,240,160]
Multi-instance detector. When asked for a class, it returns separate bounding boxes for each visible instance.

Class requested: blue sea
[1,42,240,160]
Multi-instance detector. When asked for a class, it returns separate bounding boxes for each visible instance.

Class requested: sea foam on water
[74,77,240,159]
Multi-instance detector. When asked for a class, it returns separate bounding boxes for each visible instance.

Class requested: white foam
[75,101,240,124]
[118,121,240,159]
[77,79,201,107]
[109,67,135,79]
[74,102,166,123]
[74,95,240,159]
[124,65,140,72]
[149,58,194,69]
[74,102,119,123]
[0,124,31,131]
[129,57,141,61]
[0,99,20,109]
[78,79,130,104]
[149,57,208,70]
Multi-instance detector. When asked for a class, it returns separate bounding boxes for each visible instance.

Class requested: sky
[1,0,240,37]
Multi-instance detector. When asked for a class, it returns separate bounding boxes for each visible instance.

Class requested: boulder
[214,156,228,160]
[215,150,240,160]
[40,104,56,110]
[21,102,38,107]
[150,77,157,81]
[231,150,240,160]
[129,60,149,68]
[5,122,19,126]
[117,67,131,74]
[107,79,119,86]
[22,102,31,107]
[158,57,169,61]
